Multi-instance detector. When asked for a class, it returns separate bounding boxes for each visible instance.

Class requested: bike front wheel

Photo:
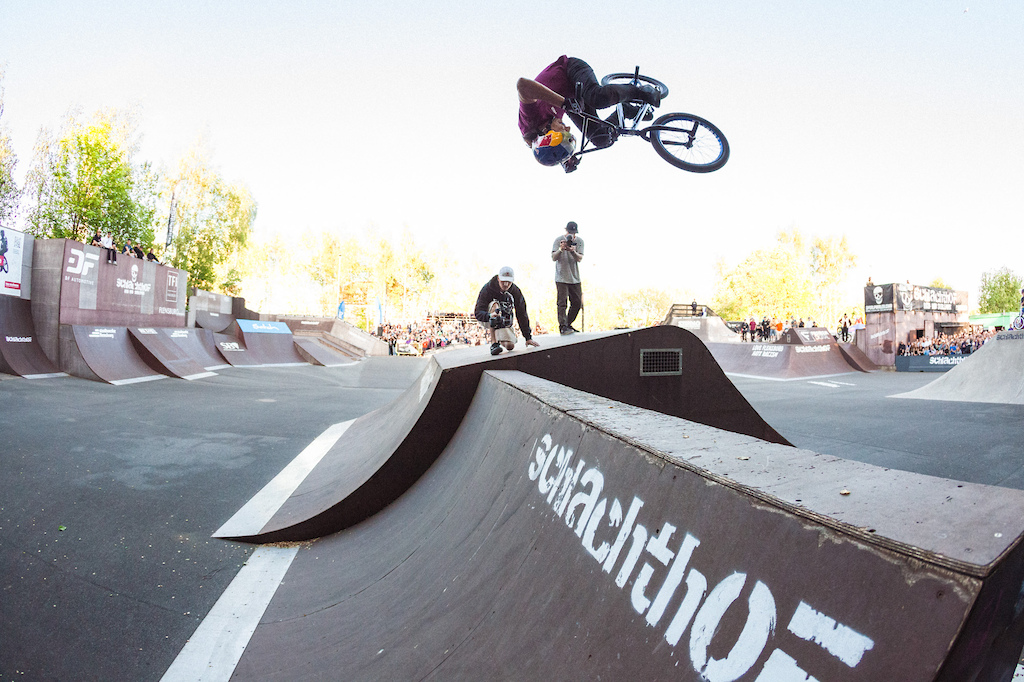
[600,73,669,100]
[647,113,729,173]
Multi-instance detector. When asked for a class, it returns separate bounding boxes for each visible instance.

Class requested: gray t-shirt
[552,235,584,284]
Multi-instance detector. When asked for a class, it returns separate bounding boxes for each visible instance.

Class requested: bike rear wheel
[600,73,669,100]
[648,113,729,172]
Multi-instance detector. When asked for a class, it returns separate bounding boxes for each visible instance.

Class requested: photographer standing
[474,266,540,356]
[552,221,584,335]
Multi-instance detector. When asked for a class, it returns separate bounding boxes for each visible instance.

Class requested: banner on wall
[864,283,960,314]
[59,241,187,326]
[0,227,26,296]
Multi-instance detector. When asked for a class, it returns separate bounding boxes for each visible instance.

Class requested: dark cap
[566,221,578,233]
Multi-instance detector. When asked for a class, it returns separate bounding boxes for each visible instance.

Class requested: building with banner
[861,282,969,367]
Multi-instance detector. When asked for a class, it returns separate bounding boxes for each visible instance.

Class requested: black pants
[556,282,583,332]
[565,57,648,149]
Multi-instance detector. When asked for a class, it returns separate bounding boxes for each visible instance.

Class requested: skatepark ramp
[893,331,1024,404]
[214,326,789,544]
[233,319,308,366]
[0,296,66,378]
[206,370,1024,680]
[662,305,741,345]
[292,336,355,366]
[127,327,217,380]
[61,325,167,385]
[708,327,866,381]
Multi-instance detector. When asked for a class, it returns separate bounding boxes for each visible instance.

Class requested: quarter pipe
[65,325,166,385]
[0,296,66,378]
[128,327,217,380]
[708,328,865,381]
[214,371,1024,681]
[234,320,308,366]
[214,326,790,544]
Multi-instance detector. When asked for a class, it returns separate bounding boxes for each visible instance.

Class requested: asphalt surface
[0,358,427,681]
[732,370,1024,490]
[3,359,1024,679]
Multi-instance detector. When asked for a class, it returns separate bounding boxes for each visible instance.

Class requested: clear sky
[2,0,1021,306]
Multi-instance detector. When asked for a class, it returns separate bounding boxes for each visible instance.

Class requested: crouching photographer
[474,266,540,356]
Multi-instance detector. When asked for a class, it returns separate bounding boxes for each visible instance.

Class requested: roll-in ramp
[216,371,1024,681]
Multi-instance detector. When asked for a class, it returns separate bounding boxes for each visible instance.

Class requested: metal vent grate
[640,348,683,376]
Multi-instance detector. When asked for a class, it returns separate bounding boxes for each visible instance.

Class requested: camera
[489,300,514,329]
[563,235,576,249]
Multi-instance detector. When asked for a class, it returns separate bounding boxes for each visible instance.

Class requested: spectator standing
[552,221,585,335]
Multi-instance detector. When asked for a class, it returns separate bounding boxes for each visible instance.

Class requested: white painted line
[109,374,167,385]
[160,545,299,682]
[212,420,353,538]
[182,371,219,381]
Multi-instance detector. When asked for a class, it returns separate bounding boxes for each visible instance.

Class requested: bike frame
[566,78,698,162]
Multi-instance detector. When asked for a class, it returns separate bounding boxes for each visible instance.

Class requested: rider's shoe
[490,342,503,356]
[637,84,661,108]
[621,103,655,121]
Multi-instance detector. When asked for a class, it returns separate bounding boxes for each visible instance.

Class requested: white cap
[497,266,515,282]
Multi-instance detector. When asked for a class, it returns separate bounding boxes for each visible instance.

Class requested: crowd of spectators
[738,315,824,342]
[374,315,549,355]
[897,329,996,357]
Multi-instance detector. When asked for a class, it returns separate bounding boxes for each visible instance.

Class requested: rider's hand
[526,338,540,348]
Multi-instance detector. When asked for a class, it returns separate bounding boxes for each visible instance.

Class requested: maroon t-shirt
[518,55,572,139]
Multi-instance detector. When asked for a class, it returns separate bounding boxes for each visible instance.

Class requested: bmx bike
[562,67,729,173]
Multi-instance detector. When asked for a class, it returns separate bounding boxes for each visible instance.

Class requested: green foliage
[24,108,156,245]
[0,70,20,228]
[711,229,815,321]
[978,267,1022,314]
[164,145,256,293]
[712,228,858,326]
[810,234,857,329]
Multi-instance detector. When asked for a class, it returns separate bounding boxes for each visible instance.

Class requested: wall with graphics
[862,283,969,366]
[30,239,188,363]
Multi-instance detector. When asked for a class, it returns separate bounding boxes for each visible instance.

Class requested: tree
[809,235,857,329]
[978,267,1022,314]
[615,288,674,328]
[163,145,256,292]
[0,69,20,228]
[711,229,816,321]
[24,108,156,245]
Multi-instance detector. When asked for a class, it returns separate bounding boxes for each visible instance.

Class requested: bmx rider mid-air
[518,55,661,169]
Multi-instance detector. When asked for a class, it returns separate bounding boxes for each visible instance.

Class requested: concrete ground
[0,358,427,681]
[3,359,1024,679]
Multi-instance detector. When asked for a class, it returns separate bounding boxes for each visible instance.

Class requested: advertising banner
[59,241,187,326]
[236,319,291,334]
[864,283,959,314]
[894,355,966,372]
[1,227,26,296]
